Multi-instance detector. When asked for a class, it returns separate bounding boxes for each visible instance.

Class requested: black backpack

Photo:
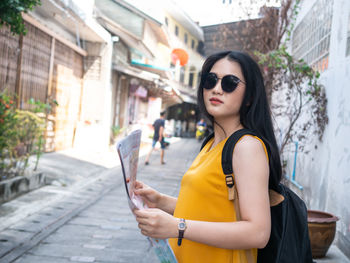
[200,129,313,263]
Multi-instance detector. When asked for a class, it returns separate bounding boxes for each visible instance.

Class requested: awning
[130,60,171,79]
[113,62,160,82]
[32,0,107,43]
[164,79,197,104]
[113,61,183,106]
[97,14,154,59]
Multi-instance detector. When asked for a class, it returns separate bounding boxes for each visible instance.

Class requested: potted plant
[307,210,339,258]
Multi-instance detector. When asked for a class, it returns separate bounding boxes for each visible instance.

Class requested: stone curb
[0,172,45,204]
[0,167,122,262]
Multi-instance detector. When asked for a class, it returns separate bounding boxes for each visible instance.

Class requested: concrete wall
[64,0,114,152]
[74,40,113,152]
[288,0,350,257]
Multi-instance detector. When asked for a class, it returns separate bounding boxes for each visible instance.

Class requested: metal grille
[292,0,333,72]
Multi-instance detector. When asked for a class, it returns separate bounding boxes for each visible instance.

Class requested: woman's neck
[212,117,244,145]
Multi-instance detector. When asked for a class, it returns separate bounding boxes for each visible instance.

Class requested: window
[180,67,185,83]
[189,72,194,87]
[175,25,179,36]
[292,0,333,72]
[346,11,350,56]
[191,39,195,49]
[165,17,168,27]
[184,33,188,44]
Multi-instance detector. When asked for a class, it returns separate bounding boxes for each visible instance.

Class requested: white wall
[288,0,350,257]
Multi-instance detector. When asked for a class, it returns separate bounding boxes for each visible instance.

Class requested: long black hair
[197,50,282,190]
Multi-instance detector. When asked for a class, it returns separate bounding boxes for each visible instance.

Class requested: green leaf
[0,0,41,35]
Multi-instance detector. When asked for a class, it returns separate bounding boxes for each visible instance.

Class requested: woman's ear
[246,96,253,107]
[246,99,252,107]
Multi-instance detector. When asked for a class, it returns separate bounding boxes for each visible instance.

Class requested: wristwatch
[177,218,187,246]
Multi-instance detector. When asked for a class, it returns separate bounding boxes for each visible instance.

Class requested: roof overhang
[163,79,197,104]
[32,0,107,43]
[145,20,170,47]
[113,62,160,82]
[130,60,171,79]
[97,13,154,58]
[163,1,204,42]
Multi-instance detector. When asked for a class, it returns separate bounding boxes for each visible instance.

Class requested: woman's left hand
[134,208,178,239]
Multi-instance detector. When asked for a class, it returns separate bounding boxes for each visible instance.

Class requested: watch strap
[177,218,186,246]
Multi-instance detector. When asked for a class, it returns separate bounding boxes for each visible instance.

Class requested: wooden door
[52,41,83,150]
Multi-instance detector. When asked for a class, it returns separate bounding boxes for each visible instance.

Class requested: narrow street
[0,138,201,263]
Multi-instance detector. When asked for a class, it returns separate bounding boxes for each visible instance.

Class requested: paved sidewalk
[0,138,200,262]
[0,137,348,262]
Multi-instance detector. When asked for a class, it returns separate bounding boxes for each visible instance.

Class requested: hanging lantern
[171,48,189,66]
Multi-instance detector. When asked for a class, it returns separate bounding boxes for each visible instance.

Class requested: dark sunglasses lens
[203,73,217,90]
[221,75,239,93]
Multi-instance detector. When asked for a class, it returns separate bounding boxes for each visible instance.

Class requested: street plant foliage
[0,91,50,180]
[0,0,41,35]
[256,45,328,157]
[254,0,328,160]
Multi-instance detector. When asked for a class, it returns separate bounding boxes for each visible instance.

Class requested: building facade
[0,0,112,152]
[1,0,206,152]
[287,0,350,257]
[117,0,205,137]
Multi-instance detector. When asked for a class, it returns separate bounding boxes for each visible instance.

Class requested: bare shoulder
[233,135,267,161]
[232,135,269,181]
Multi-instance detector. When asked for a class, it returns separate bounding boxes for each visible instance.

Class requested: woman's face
[203,58,246,121]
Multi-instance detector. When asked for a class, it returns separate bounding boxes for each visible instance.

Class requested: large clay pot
[308,210,339,258]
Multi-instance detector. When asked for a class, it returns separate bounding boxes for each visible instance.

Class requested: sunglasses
[203,72,245,93]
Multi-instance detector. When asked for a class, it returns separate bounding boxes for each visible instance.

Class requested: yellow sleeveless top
[169,135,267,263]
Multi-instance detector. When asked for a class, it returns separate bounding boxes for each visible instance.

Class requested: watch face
[179,222,186,230]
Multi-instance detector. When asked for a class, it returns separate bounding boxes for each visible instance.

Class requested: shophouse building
[101,0,205,138]
[0,0,112,152]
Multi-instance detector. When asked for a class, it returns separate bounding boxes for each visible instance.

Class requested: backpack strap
[222,129,285,205]
[200,132,214,151]
[221,129,257,200]
[222,129,258,263]
[222,129,285,263]
[221,129,257,175]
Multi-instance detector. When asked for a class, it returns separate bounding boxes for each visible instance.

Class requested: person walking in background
[195,118,207,141]
[134,50,283,262]
[145,112,166,165]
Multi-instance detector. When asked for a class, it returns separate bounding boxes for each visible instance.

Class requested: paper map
[116,130,178,263]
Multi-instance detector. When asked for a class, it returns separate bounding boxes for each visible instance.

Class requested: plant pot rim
[308,209,339,223]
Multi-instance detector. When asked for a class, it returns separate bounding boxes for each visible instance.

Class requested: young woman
[133,51,282,263]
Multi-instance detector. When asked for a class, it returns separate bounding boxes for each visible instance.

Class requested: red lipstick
[209,97,223,104]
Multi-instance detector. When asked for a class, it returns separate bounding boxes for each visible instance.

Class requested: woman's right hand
[134,181,162,208]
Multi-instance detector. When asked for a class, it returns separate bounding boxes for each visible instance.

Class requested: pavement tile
[314,246,350,263]
[13,254,73,263]
[2,138,348,263]
[29,243,145,261]
[70,256,96,262]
